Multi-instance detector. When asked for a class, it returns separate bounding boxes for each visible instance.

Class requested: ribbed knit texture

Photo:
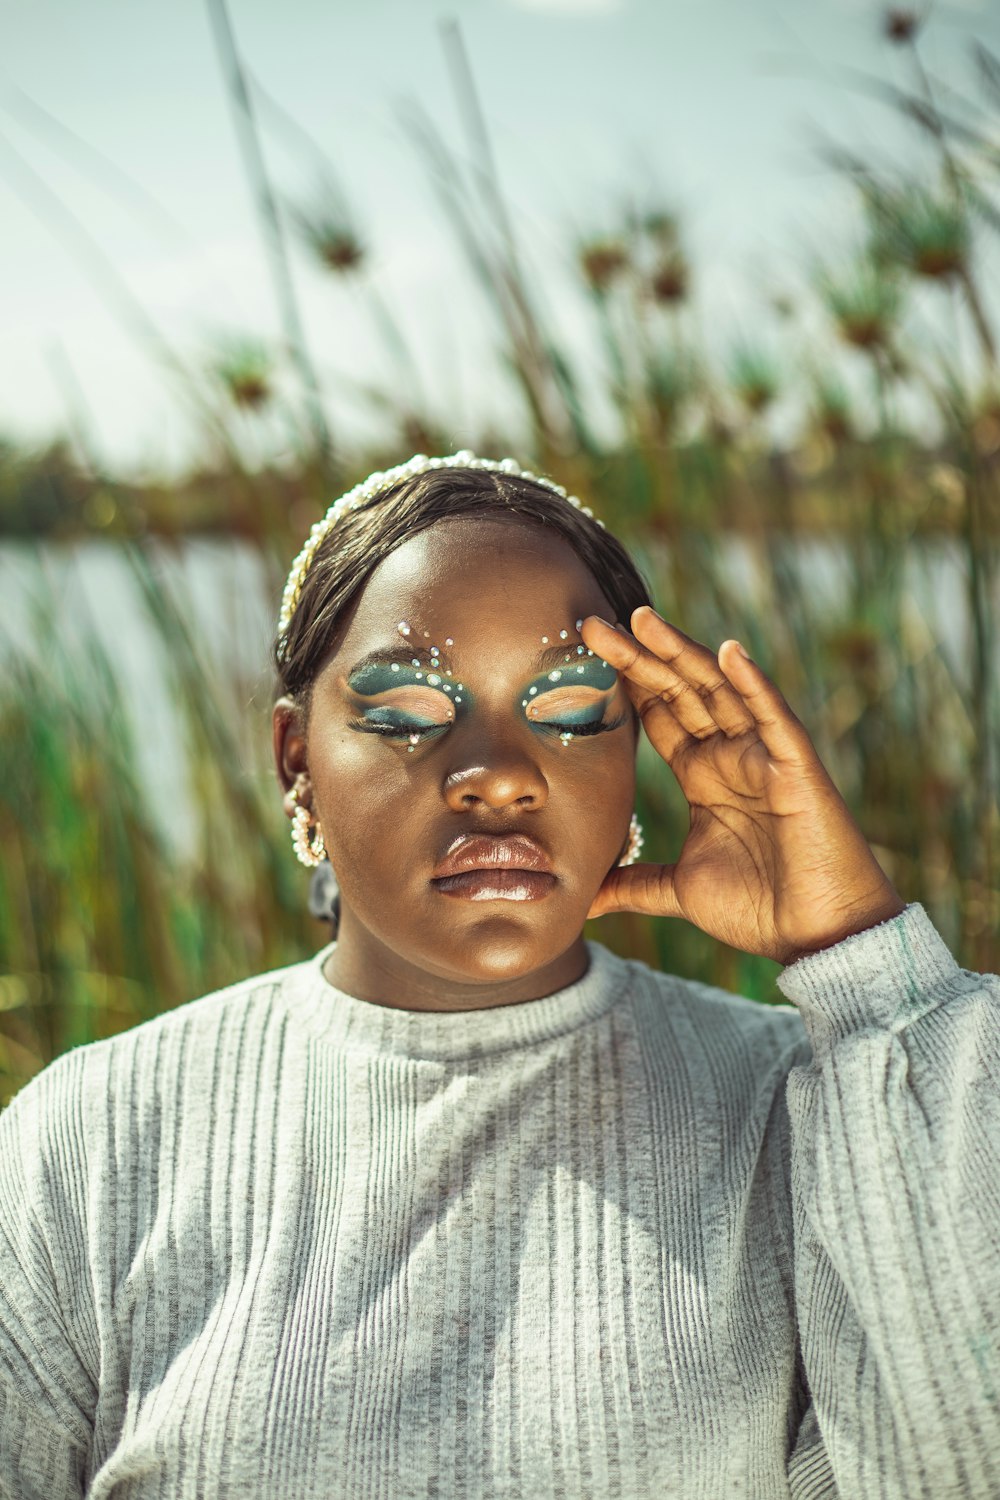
[2,902,998,1498]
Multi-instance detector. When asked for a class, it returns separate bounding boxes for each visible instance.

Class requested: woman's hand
[583,607,906,966]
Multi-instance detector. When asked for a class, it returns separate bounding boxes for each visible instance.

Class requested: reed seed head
[648,252,689,305]
[817,261,903,352]
[884,8,919,43]
[579,238,629,295]
[729,347,779,415]
[291,191,367,276]
[868,185,968,281]
[211,338,274,412]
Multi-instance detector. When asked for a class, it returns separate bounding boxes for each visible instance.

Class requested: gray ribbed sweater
[2,902,998,1498]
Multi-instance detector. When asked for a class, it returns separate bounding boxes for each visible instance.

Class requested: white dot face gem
[560,630,568,639]
[455,697,462,704]
[541,636,549,644]
[411,659,420,667]
[398,622,411,637]
[416,673,423,680]
[577,646,585,655]
[445,638,454,646]
[427,673,441,686]
[529,687,537,695]
[391,663,400,672]
[548,670,562,681]
[576,619,583,630]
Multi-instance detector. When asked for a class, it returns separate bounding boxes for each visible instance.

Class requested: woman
[1,450,997,1499]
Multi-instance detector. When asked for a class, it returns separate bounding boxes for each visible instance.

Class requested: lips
[430,833,555,881]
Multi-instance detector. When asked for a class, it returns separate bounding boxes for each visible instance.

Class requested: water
[0,538,277,857]
[0,534,992,857]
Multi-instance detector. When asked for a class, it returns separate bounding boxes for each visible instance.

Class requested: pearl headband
[276,449,606,659]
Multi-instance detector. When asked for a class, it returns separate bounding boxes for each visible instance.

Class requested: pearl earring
[618,812,644,867]
[289,784,326,867]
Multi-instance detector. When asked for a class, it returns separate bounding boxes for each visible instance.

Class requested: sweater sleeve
[0,1061,95,1499]
[775,901,1000,1499]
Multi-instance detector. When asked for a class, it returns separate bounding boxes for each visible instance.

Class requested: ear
[273,696,309,818]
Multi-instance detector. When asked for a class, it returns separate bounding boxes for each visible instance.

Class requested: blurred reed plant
[0,552,318,1103]
[0,7,997,1103]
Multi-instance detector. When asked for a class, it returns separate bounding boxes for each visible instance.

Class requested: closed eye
[347,712,628,743]
[348,717,448,742]
[537,713,629,737]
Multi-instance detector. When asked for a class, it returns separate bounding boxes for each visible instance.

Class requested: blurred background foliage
[1,6,998,1105]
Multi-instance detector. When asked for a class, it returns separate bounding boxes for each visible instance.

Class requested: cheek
[546,732,637,841]
[308,731,369,812]
[594,733,639,824]
[598,741,637,812]
[310,736,426,863]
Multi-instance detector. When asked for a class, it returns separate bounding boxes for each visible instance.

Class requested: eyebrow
[346,641,602,678]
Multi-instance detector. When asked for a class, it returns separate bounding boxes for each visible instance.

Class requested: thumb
[586,862,680,922]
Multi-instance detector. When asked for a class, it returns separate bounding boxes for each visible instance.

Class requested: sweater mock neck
[283,937,632,1062]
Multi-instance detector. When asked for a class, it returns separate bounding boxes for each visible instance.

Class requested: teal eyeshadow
[531,660,617,697]
[347,662,454,698]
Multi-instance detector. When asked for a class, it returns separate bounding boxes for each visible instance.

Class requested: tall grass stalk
[205,0,337,479]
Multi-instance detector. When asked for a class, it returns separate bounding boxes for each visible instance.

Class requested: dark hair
[274,464,654,722]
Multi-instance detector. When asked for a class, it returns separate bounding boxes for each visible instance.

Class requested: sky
[1,0,998,477]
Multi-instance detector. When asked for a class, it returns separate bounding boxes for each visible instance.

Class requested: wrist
[782,897,908,967]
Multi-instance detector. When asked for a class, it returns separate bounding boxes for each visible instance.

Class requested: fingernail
[736,641,750,659]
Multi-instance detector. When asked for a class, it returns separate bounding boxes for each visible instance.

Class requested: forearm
[778,902,1000,1494]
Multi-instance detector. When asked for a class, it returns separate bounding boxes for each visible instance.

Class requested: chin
[411,919,580,984]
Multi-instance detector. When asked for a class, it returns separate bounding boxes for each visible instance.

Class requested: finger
[582,616,721,767]
[711,641,814,764]
[587,861,680,922]
[582,610,756,742]
[629,608,761,738]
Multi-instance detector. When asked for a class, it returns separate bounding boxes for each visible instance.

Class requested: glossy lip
[432,870,557,901]
[430,833,555,881]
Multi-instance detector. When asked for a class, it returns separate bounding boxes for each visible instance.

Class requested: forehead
[342,516,610,640]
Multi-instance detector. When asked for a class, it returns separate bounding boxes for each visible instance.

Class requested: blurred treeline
[1,9,998,1105]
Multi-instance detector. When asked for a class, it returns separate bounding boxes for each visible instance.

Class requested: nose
[442,731,549,812]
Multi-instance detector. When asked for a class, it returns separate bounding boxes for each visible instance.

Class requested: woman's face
[273,514,640,1012]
